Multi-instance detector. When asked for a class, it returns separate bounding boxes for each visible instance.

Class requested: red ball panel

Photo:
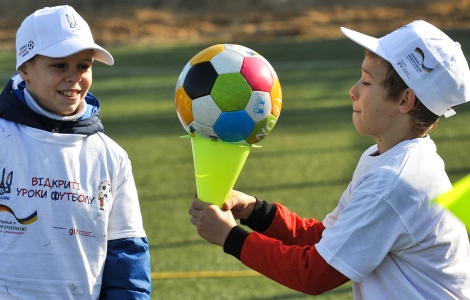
[240,57,273,92]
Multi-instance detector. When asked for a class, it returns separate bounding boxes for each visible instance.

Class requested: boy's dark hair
[365,50,440,137]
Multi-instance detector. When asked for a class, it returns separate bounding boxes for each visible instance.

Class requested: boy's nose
[349,83,358,102]
[66,70,81,82]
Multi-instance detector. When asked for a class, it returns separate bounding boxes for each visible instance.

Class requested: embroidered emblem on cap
[66,13,81,30]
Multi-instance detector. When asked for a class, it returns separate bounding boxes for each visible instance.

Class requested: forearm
[242,199,326,246]
[223,227,349,295]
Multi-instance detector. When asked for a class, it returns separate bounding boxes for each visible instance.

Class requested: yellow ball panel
[190,44,225,66]
[270,77,282,118]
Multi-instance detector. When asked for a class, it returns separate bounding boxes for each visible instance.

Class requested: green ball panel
[210,73,252,111]
[245,114,277,144]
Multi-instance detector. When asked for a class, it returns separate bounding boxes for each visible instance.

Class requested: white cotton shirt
[0,119,146,299]
[316,137,470,300]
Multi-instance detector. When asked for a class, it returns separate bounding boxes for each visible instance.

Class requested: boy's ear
[398,88,416,114]
[18,64,28,80]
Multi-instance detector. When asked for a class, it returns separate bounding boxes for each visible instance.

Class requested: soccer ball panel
[260,56,279,79]
[245,91,272,123]
[175,62,191,92]
[213,110,255,143]
[190,44,225,65]
[175,86,193,126]
[188,121,219,140]
[224,44,260,58]
[270,77,282,118]
[240,57,273,92]
[192,95,222,127]
[211,50,244,74]
[245,114,277,144]
[211,73,252,111]
[183,61,218,99]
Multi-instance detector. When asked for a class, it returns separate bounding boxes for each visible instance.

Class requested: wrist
[223,226,250,260]
[241,196,257,220]
[240,198,276,232]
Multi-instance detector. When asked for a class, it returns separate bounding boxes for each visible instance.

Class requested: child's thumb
[223,199,233,211]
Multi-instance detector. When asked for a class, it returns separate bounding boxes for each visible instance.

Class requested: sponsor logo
[252,95,266,117]
[66,13,81,30]
[18,41,34,58]
[0,204,37,225]
[413,47,434,73]
[68,228,95,238]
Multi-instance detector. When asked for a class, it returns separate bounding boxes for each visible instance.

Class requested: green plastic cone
[434,174,470,229]
[190,137,251,208]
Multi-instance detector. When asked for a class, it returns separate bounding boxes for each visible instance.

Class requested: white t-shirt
[0,119,146,299]
[316,137,470,300]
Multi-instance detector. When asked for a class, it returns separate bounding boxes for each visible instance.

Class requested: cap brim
[38,37,114,65]
[341,27,388,61]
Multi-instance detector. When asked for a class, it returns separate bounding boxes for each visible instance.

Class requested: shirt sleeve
[100,237,151,299]
[107,156,147,240]
[224,202,350,295]
[316,192,409,282]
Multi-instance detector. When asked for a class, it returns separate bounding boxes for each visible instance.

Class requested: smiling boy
[189,20,470,298]
[0,6,151,299]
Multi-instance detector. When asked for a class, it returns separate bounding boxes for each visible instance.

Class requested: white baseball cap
[341,20,470,117]
[16,5,114,70]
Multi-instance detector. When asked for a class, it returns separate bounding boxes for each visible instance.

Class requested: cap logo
[66,13,81,30]
[18,40,34,58]
[414,47,434,73]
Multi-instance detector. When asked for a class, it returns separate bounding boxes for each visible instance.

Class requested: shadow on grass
[150,176,351,204]
[243,282,352,300]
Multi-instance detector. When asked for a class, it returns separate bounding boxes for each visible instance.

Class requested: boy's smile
[18,50,94,116]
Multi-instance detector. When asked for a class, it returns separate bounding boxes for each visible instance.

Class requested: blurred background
[0,0,469,50]
[1,1,469,299]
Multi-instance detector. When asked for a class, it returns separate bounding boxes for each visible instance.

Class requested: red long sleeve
[262,203,326,246]
[231,203,349,295]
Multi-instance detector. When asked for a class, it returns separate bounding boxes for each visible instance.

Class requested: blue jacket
[0,77,152,299]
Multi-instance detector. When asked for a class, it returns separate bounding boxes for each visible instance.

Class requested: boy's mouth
[59,90,80,97]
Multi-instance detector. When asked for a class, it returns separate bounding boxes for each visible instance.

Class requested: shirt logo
[0,168,13,196]
[0,204,38,225]
[98,180,112,211]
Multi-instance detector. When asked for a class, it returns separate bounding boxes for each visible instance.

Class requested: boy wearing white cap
[0,5,151,299]
[189,20,470,298]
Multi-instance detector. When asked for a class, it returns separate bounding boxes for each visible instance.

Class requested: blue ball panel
[213,111,255,143]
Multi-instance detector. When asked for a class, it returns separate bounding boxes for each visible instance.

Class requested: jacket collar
[0,76,104,135]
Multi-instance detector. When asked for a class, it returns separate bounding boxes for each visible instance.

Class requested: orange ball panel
[270,77,282,118]
[175,87,194,126]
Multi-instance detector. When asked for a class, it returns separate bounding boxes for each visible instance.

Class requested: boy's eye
[79,64,92,70]
[361,81,370,86]
[52,63,66,68]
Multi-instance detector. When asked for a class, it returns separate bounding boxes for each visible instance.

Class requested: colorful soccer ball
[175,44,282,145]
